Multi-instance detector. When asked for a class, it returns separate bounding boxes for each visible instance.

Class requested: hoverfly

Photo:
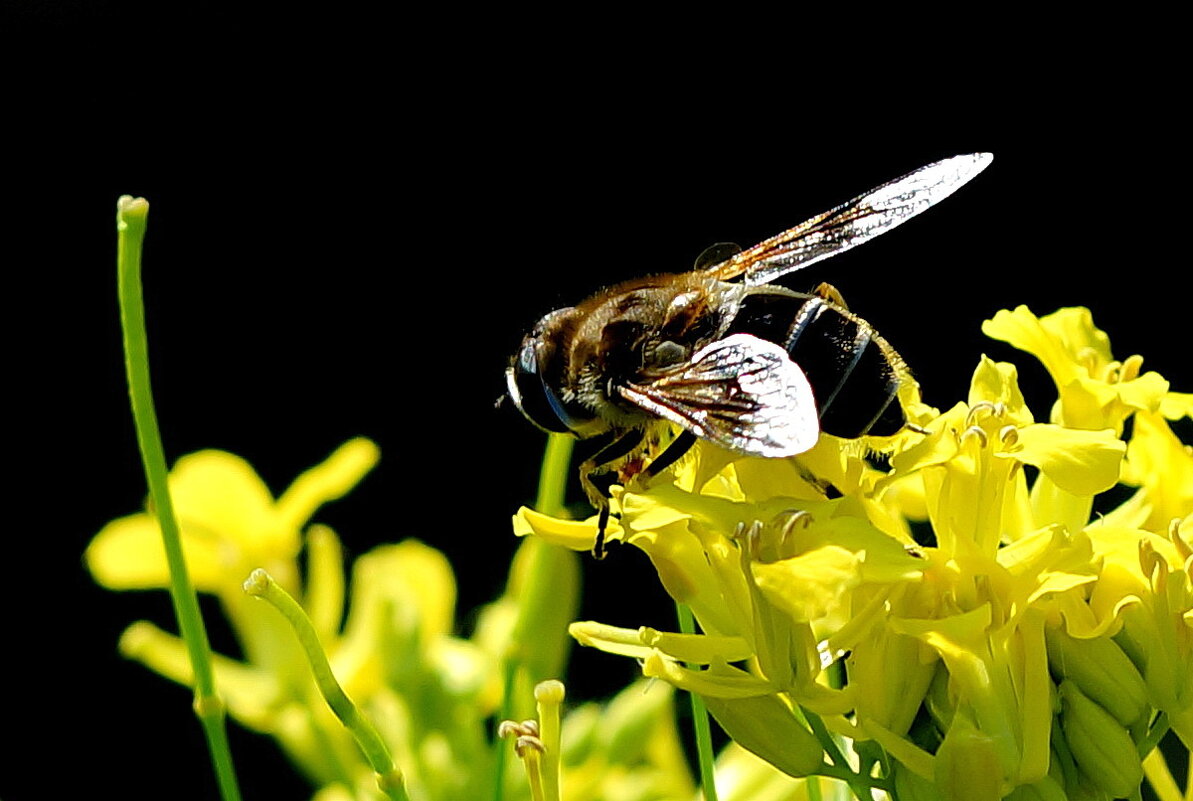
[506,153,993,557]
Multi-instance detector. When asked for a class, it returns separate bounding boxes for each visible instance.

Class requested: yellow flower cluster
[88,440,714,801]
[516,307,1192,800]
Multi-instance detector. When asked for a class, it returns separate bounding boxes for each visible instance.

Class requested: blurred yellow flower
[88,439,378,675]
[90,438,731,800]
[87,438,379,594]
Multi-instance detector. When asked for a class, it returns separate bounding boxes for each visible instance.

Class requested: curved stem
[244,569,408,801]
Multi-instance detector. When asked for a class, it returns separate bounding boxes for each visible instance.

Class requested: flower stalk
[115,196,241,801]
[677,602,720,801]
[243,568,408,801]
[536,434,574,518]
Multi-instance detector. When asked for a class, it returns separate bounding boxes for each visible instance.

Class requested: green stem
[677,603,719,801]
[492,660,517,801]
[244,569,409,801]
[802,708,887,800]
[819,762,881,798]
[803,707,848,769]
[115,197,242,801]
[535,434,574,517]
[1136,711,1171,757]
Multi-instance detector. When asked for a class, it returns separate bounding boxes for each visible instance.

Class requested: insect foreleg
[581,428,646,559]
[641,430,698,481]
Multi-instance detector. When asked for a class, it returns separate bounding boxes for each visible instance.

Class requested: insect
[506,153,993,557]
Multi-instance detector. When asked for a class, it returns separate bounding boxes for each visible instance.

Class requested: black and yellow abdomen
[726,288,907,438]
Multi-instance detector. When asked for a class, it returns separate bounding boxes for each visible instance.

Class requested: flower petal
[512,506,616,551]
[752,546,860,624]
[170,449,288,551]
[1005,424,1124,496]
[982,306,1084,386]
[276,438,380,532]
[642,653,774,698]
[968,356,1033,426]
[86,512,231,590]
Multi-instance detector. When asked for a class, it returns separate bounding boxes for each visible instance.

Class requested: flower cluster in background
[517,306,1192,801]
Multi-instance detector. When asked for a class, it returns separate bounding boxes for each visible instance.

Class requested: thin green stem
[116,197,242,801]
[535,434,574,517]
[819,762,875,799]
[1137,712,1171,758]
[803,706,848,769]
[492,661,517,801]
[244,569,409,801]
[802,707,889,800]
[677,603,719,801]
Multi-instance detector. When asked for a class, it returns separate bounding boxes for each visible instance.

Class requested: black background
[2,6,1188,800]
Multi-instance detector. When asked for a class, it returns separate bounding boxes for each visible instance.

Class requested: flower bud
[1057,680,1142,799]
[1045,628,1148,726]
[701,693,823,778]
[1002,774,1067,801]
[893,760,944,801]
[934,716,1004,801]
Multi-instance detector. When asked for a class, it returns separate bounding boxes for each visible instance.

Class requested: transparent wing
[616,333,820,457]
[692,241,742,270]
[703,153,993,286]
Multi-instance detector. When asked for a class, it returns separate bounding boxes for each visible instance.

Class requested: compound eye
[506,337,575,435]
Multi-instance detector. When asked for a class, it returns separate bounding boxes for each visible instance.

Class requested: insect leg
[812,281,849,310]
[641,430,698,480]
[792,457,842,499]
[581,428,646,559]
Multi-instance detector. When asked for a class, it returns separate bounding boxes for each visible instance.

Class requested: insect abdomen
[727,290,905,438]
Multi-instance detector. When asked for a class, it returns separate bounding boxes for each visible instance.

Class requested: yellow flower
[91,437,717,799]
[87,438,379,594]
[522,440,930,789]
[515,306,1192,801]
[87,440,388,789]
[984,305,1193,751]
[1110,409,1193,535]
[890,355,1124,547]
[88,438,379,675]
[982,306,1170,433]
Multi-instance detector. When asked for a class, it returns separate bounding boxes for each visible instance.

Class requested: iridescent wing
[703,153,993,286]
[616,333,820,457]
